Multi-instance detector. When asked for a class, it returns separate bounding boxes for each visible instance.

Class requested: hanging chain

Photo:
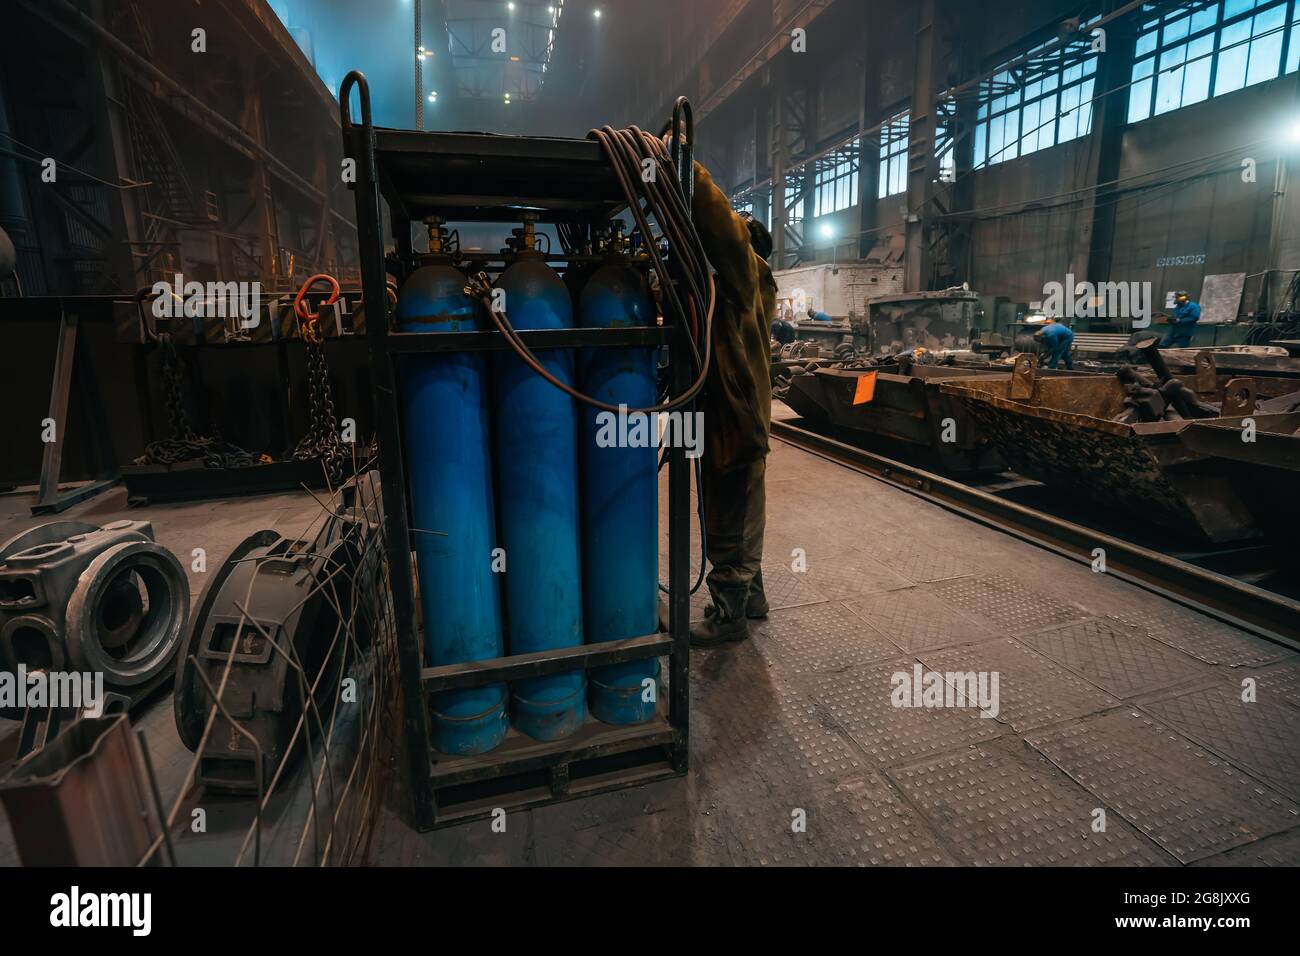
[291,313,347,484]
[160,333,196,444]
[136,332,261,469]
[138,277,347,479]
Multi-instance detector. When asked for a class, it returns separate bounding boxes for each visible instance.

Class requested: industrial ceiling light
[593,8,601,18]
[819,223,833,240]
[428,91,438,102]
[1287,119,1300,143]
[508,2,515,9]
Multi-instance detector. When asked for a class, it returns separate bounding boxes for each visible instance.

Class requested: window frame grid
[972,26,1099,169]
[812,140,861,218]
[878,110,910,198]
[784,172,806,226]
[1128,0,1298,123]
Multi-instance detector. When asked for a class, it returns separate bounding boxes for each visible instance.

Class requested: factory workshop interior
[1,0,1299,932]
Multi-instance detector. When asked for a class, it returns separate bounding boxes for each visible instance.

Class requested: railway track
[771,418,1300,650]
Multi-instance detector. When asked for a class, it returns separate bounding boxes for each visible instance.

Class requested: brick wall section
[773,263,905,319]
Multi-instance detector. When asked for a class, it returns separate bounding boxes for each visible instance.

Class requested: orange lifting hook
[292,273,341,334]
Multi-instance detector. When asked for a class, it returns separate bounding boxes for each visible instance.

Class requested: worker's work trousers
[1161,324,1195,348]
[702,456,766,622]
[1046,342,1073,369]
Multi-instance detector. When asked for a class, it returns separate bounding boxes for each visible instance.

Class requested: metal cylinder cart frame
[339,72,692,829]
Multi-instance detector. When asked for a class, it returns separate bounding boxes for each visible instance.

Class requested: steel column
[904,0,939,292]
[1080,2,1139,284]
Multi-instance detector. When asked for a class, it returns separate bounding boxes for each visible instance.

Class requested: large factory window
[973,32,1097,168]
[878,111,909,197]
[813,141,860,216]
[1128,0,1296,123]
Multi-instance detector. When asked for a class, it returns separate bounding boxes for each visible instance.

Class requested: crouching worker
[1034,316,1074,370]
[677,150,776,648]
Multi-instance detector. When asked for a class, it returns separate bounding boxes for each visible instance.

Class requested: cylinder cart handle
[339,71,373,132]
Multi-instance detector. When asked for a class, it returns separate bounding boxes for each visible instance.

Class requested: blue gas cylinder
[578,253,660,724]
[396,242,508,755]
[493,241,586,740]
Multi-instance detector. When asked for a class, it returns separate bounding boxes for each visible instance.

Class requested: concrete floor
[4,417,1300,866]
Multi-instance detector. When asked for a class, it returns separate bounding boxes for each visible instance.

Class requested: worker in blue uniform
[1160,292,1200,348]
[806,306,834,322]
[1034,317,1074,369]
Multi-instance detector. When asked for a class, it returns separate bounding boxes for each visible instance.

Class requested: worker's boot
[746,569,769,620]
[690,587,750,648]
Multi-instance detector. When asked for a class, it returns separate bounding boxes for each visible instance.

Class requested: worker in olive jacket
[686,159,776,647]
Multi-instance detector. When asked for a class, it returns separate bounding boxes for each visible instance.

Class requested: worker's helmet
[1175,291,1189,301]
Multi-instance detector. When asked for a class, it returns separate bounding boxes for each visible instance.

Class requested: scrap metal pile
[770,338,971,401]
[1112,335,1253,424]
[770,340,847,400]
[0,470,395,866]
[1113,365,1220,423]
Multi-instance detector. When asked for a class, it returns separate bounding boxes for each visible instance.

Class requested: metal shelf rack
[339,72,692,829]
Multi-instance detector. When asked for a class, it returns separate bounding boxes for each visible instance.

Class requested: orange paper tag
[852,372,877,405]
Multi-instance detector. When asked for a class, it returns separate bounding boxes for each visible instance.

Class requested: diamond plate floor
[1142,671,1300,800]
[798,547,913,599]
[1018,618,1211,699]
[1027,711,1300,863]
[1107,602,1292,668]
[856,533,978,583]
[1255,658,1300,709]
[918,638,1119,733]
[751,601,901,675]
[1190,826,1300,866]
[810,656,1005,765]
[844,586,998,652]
[358,433,1300,867]
[931,573,1092,635]
[888,738,1173,865]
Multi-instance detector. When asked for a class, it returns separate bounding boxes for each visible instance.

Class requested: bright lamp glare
[593,8,601,18]
[1288,120,1300,143]
[819,223,833,239]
